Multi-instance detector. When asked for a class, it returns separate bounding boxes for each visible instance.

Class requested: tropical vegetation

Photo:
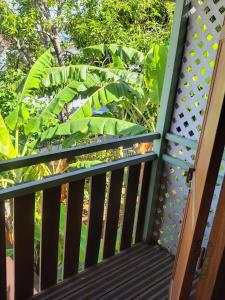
[0,0,175,277]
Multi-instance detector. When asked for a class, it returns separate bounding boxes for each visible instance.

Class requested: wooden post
[169,23,225,300]
[143,0,190,241]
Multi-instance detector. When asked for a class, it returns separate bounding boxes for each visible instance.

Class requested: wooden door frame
[196,175,225,299]
[169,23,225,300]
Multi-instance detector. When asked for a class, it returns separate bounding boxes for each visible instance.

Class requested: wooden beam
[169,23,225,300]
[143,0,190,241]
[196,176,225,299]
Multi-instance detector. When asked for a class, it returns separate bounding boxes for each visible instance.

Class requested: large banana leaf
[20,49,53,100]
[0,115,16,158]
[83,44,145,65]
[144,45,169,104]
[70,81,140,120]
[5,104,29,131]
[40,117,148,146]
[42,65,111,87]
[42,65,142,87]
[25,75,101,134]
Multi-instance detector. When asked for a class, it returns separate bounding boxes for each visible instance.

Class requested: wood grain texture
[14,194,35,299]
[85,174,106,268]
[0,201,6,300]
[120,164,141,250]
[103,169,124,259]
[63,180,85,279]
[196,176,225,299]
[170,19,225,300]
[40,186,61,290]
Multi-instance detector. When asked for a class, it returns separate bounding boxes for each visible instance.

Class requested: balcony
[0,133,177,299]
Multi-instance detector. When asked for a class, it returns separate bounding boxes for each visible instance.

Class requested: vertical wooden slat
[63,180,85,279]
[0,201,6,300]
[135,162,152,243]
[103,168,124,259]
[120,164,141,251]
[14,194,35,299]
[85,173,106,268]
[40,186,61,290]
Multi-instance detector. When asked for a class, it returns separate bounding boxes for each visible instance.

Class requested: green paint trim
[0,133,160,172]
[166,133,198,150]
[143,0,191,242]
[162,154,192,171]
[0,152,157,202]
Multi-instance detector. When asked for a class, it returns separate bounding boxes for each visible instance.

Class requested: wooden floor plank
[31,244,174,300]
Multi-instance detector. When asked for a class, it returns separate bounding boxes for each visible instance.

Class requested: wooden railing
[0,133,160,300]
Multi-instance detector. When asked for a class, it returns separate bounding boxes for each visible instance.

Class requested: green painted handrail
[0,133,160,172]
[0,152,157,202]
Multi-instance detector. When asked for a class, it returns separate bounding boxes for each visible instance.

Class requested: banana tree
[38,43,168,132]
[1,48,148,265]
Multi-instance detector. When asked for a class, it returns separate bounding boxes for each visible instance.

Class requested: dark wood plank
[30,244,173,300]
[120,164,141,251]
[0,201,6,300]
[85,174,106,268]
[40,186,61,290]
[63,180,85,279]
[103,168,124,259]
[135,162,152,243]
[14,193,35,299]
[31,244,151,300]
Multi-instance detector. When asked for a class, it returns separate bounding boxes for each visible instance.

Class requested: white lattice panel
[154,0,225,255]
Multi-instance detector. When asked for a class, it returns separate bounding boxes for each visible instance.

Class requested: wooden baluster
[85,174,106,268]
[103,168,124,259]
[63,180,85,279]
[120,164,141,251]
[40,186,61,290]
[14,194,35,299]
[0,201,6,300]
[135,162,152,243]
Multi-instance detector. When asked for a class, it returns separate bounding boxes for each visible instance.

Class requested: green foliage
[83,44,145,65]
[67,0,174,51]
[19,49,54,100]
[0,69,24,117]
[145,45,169,103]
[69,160,102,170]
[0,115,17,159]
[40,117,147,147]
[40,43,168,132]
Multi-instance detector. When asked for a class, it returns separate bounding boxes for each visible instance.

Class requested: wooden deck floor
[31,243,174,300]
